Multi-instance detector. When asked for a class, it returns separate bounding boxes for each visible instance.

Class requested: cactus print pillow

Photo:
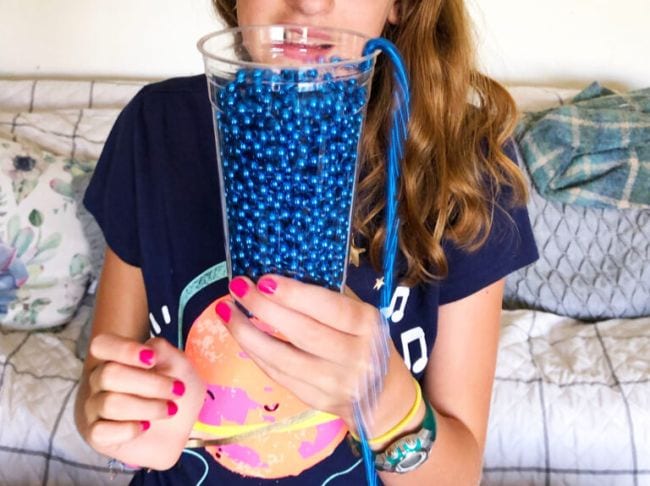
[0,138,97,330]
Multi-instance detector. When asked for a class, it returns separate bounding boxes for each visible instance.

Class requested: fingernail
[139,349,155,366]
[172,380,185,397]
[140,420,150,431]
[257,277,277,295]
[215,301,231,323]
[167,401,178,416]
[229,277,249,298]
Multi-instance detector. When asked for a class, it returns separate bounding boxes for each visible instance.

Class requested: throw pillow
[0,137,101,330]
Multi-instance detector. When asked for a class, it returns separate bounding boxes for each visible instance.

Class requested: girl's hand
[215,274,406,429]
[79,334,205,470]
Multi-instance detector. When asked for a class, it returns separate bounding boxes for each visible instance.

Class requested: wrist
[369,393,426,451]
[349,377,426,451]
[348,386,438,474]
[348,343,426,449]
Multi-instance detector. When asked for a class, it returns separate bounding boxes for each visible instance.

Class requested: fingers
[255,360,353,420]
[88,335,189,399]
[84,334,188,436]
[86,391,178,422]
[217,299,363,404]
[220,275,386,422]
[223,275,383,382]
[217,298,317,380]
[87,419,149,448]
[87,334,186,410]
[88,361,185,399]
[78,333,207,470]
[216,298,352,394]
[89,334,157,369]
[221,280,360,363]
[243,274,378,336]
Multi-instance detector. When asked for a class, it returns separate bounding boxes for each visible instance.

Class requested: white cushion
[0,138,97,330]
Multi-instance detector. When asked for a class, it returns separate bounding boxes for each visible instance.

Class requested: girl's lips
[270,41,334,62]
[286,27,333,42]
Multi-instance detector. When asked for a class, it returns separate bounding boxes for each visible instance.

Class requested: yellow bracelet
[350,377,423,446]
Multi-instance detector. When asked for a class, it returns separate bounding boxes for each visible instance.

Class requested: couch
[0,79,648,486]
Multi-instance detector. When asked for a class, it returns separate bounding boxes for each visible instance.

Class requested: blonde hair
[212,0,527,285]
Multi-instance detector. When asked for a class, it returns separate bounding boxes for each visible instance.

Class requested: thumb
[89,333,157,369]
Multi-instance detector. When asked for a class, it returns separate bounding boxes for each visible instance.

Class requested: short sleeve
[438,142,539,304]
[83,96,142,266]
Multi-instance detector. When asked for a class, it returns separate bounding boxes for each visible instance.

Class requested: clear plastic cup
[198,25,378,290]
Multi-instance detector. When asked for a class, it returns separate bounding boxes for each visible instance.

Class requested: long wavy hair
[212,0,527,286]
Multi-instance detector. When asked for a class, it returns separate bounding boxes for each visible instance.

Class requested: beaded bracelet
[350,377,423,446]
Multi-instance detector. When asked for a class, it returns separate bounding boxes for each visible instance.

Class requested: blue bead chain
[354,38,411,486]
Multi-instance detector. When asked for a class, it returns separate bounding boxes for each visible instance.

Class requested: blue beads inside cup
[210,66,371,290]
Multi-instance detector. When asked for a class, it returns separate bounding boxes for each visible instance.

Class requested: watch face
[395,450,428,473]
[358,400,437,474]
[376,430,435,473]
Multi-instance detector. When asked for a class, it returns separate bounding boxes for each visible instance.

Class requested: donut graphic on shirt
[184,296,348,479]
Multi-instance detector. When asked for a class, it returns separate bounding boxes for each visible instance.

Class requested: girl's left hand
[214,274,390,427]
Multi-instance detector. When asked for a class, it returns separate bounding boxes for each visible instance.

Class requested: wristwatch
[348,399,437,474]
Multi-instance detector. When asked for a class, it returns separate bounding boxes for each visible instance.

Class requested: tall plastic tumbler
[198,25,378,290]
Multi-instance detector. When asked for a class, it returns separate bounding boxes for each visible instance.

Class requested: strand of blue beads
[215,65,369,290]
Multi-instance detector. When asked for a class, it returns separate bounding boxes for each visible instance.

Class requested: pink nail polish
[257,277,277,295]
[172,380,185,397]
[229,277,249,298]
[215,302,231,323]
[167,401,178,416]
[140,420,150,431]
[139,349,155,366]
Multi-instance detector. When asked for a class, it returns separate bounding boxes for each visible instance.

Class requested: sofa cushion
[0,137,99,330]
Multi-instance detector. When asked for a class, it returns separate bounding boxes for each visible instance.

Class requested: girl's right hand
[79,334,206,470]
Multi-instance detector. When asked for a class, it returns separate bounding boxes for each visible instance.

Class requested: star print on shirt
[373,277,385,290]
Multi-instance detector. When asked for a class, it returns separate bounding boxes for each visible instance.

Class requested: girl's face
[235,0,399,38]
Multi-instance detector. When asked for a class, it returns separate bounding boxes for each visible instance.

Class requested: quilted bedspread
[484,310,650,486]
[0,80,648,486]
[0,301,132,485]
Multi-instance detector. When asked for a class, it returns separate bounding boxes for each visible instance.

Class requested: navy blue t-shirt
[83,75,538,486]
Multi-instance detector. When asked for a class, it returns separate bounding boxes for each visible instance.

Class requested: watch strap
[348,397,437,474]
[374,398,436,473]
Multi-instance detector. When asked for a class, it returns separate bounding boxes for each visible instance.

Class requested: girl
[75,1,538,484]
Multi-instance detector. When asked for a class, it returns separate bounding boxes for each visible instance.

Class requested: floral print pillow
[0,138,99,330]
